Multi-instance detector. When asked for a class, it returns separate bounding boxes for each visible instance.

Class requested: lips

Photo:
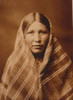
[32,45,43,49]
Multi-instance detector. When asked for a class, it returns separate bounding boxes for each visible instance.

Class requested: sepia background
[0,0,72,80]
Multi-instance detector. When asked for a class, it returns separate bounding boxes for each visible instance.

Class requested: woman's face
[25,21,50,54]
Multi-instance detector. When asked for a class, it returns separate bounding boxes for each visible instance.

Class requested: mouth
[32,45,43,49]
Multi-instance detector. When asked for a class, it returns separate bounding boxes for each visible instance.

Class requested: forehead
[27,21,48,31]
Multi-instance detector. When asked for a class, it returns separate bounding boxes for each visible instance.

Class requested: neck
[33,52,44,60]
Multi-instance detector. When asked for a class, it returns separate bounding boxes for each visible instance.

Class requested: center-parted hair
[22,12,50,33]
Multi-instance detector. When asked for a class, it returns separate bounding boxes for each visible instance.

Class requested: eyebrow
[27,30,34,33]
[27,29,48,34]
[39,30,48,32]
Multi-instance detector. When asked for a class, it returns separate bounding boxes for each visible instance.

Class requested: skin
[25,21,50,54]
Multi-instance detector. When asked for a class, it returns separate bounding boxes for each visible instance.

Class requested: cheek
[41,35,49,44]
[25,36,33,46]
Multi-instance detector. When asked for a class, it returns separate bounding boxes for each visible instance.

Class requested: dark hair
[22,12,50,33]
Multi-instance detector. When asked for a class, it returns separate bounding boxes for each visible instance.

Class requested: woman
[0,12,73,100]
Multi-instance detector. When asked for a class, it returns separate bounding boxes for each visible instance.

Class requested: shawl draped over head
[0,13,73,100]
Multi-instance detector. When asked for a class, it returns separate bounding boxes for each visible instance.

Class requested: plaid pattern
[0,18,73,100]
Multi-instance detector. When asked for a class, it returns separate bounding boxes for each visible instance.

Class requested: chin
[32,50,44,54]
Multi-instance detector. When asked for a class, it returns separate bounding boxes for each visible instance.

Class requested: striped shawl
[0,18,73,100]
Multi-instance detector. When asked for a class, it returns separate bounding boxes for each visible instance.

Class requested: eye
[39,30,48,34]
[27,30,34,34]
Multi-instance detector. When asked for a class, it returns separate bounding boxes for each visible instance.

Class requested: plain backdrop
[0,0,72,80]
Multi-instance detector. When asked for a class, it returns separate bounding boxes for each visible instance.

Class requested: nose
[34,33,41,43]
